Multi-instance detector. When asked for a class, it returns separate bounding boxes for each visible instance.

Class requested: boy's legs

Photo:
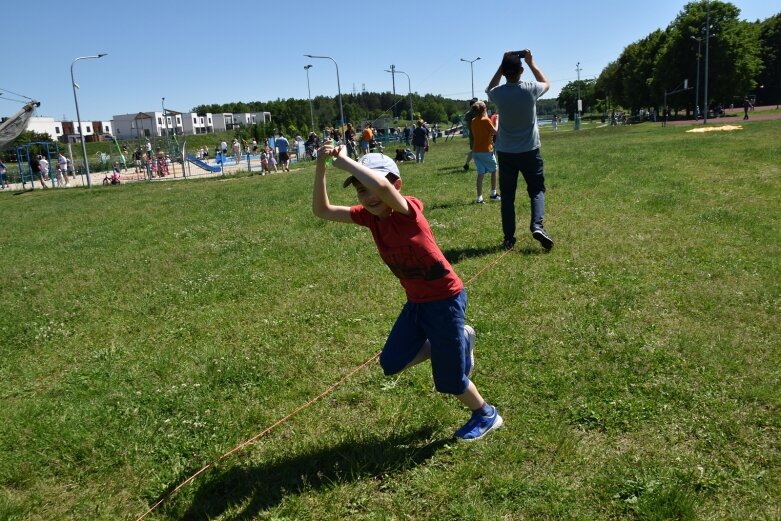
[475,172,485,201]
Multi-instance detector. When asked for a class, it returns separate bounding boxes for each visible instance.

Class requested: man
[486,50,553,251]
[743,97,753,120]
[275,132,290,171]
[462,97,478,171]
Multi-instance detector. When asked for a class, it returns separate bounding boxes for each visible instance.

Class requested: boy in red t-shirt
[312,145,503,441]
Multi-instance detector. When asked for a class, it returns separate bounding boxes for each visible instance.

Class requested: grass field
[1,121,779,520]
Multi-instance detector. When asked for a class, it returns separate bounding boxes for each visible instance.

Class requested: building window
[157,117,162,124]
[55,127,61,133]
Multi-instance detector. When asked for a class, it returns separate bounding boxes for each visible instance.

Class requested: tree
[658,1,763,111]
[557,79,596,119]
[756,13,781,105]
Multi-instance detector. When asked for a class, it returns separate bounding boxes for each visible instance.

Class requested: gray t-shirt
[487,80,546,154]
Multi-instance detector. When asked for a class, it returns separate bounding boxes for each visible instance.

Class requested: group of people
[310,49,553,443]
[25,152,72,189]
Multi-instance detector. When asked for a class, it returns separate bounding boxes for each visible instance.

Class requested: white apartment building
[24,116,64,141]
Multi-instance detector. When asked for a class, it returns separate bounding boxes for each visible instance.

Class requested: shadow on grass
[170,426,446,520]
[444,243,548,265]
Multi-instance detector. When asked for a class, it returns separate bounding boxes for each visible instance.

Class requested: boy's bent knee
[434,376,469,396]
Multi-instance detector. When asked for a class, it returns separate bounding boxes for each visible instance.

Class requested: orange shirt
[471,115,495,152]
[362,128,374,141]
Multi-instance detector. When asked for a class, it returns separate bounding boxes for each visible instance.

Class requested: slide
[186,155,222,173]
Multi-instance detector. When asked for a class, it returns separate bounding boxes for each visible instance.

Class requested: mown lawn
[1,120,779,520]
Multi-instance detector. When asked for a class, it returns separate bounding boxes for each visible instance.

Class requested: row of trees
[193,92,474,139]
[557,1,780,118]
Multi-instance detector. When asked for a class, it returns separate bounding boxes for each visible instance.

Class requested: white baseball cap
[343,153,401,188]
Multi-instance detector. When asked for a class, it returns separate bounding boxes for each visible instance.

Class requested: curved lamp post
[304,65,315,131]
[385,68,413,122]
[304,54,345,130]
[460,57,481,99]
[71,53,107,187]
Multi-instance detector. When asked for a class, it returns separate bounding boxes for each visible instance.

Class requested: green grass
[1,121,779,520]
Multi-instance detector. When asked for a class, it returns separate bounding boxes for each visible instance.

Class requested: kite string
[135,248,511,520]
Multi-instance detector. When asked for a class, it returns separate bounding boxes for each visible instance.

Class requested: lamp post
[703,0,711,124]
[575,61,582,130]
[70,53,107,187]
[386,68,413,122]
[304,54,345,131]
[304,65,315,132]
[691,35,702,119]
[460,57,481,99]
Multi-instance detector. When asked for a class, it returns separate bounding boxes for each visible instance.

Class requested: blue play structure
[186,155,221,173]
[15,141,60,189]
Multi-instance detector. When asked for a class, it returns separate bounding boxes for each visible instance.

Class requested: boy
[312,144,503,441]
[470,101,500,204]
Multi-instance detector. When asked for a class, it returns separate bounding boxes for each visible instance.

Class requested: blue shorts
[379,289,470,395]
[473,152,497,175]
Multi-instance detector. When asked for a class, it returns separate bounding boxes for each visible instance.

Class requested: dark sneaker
[502,238,516,251]
[463,164,469,171]
[464,325,476,377]
[489,193,501,201]
[455,406,504,441]
[532,229,554,250]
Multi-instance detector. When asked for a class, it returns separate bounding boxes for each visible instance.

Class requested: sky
[1,0,777,122]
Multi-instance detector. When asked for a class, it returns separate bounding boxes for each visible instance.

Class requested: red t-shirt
[350,196,463,303]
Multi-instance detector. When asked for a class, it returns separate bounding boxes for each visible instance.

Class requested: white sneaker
[475,197,485,204]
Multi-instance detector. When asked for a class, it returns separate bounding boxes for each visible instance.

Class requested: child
[267,147,278,172]
[470,101,500,204]
[312,144,503,441]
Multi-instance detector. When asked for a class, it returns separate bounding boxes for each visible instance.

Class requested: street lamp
[304,54,345,131]
[304,65,315,132]
[70,53,107,187]
[691,35,703,119]
[704,0,712,124]
[460,57,481,99]
[385,68,413,122]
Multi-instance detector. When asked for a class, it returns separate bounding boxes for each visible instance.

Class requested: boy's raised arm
[312,144,353,223]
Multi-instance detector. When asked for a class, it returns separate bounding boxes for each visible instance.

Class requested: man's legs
[497,151,520,247]
[519,149,546,232]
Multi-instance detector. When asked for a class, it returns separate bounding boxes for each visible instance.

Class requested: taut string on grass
[135,248,513,520]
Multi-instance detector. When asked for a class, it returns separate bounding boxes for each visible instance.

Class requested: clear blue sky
[1,0,776,122]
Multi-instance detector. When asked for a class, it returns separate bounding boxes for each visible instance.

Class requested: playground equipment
[14,141,60,189]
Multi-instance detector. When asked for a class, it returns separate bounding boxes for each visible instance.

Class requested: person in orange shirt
[470,101,500,204]
[360,123,374,155]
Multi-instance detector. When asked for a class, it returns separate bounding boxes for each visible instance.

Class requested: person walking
[486,50,553,250]
[312,145,504,441]
[470,101,500,204]
[462,98,478,171]
[743,97,753,120]
[411,119,429,163]
[0,159,9,189]
[56,152,69,187]
[275,132,290,171]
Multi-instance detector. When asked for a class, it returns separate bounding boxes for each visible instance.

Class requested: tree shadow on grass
[169,426,447,520]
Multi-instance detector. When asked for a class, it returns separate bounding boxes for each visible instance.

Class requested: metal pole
[703,0,710,124]
[460,57,481,99]
[390,64,397,118]
[70,53,107,187]
[304,65,315,132]
[304,55,345,131]
[691,36,702,119]
[387,69,413,122]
